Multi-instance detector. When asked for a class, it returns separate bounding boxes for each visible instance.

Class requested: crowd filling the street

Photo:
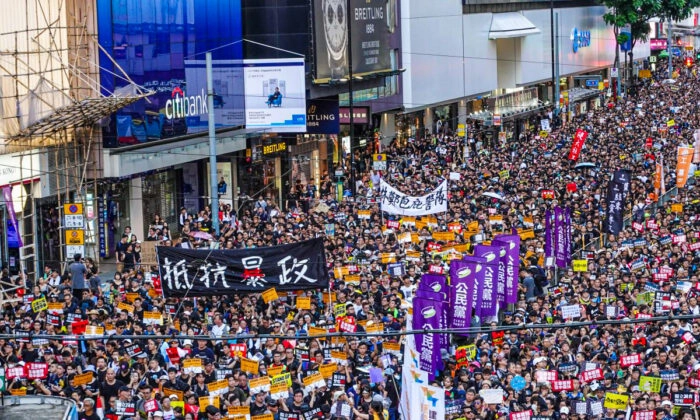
[3,58,700,420]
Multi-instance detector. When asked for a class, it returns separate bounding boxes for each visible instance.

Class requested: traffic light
[685,57,694,67]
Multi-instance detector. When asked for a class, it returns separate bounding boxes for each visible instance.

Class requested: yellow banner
[297,296,311,310]
[572,260,588,272]
[604,393,629,410]
[432,232,455,242]
[261,288,279,303]
[240,358,259,374]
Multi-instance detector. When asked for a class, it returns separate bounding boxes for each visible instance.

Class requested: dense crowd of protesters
[0,58,700,420]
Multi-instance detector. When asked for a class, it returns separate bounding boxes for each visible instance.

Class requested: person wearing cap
[250,390,268,416]
[149,411,164,420]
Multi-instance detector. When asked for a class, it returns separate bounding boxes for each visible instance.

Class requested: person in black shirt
[98,368,124,408]
[79,397,101,420]
[249,391,268,416]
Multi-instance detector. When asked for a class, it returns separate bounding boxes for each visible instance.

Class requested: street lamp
[347,0,356,199]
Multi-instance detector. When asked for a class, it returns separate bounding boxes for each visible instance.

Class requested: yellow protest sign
[432,232,455,242]
[73,372,94,386]
[117,302,134,313]
[199,396,220,412]
[124,292,140,303]
[248,377,270,392]
[639,376,662,393]
[667,119,676,127]
[143,311,164,325]
[465,344,477,360]
[32,296,48,313]
[382,342,400,354]
[334,304,347,317]
[227,406,249,417]
[261,288,279,304]
[296,296,311,310]
[163,388,184,402]
[671,203,683,213]
[271,372,292,387]
[10,388,27,396]
[267,365,284,378]
[302,372,324,388]
[240,358,259,374]
[207,379,228,395]
[251,414,274,420]
[308,326,326,338]
[380,253,397,264]
[639,69,651,79]
[47,302,63,313]
[319,363,338,379]
[467,221,479,231]
[84,326,104,336]
[572,260,588,272]
[517,229,535,240]
[182,358,203,374]
[604,393,629,410]
[344,274,361,284]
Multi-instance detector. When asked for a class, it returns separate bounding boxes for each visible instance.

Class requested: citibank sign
[165,87,208,119]
[571,28,591,53]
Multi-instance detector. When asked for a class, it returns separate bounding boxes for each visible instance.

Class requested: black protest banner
[157,238,329,297]
[605,180,625,234]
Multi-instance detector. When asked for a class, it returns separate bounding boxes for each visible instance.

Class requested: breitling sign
[313,0,392,82]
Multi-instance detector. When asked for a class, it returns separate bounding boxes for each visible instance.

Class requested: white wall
[401,3,651,110]
[401,0,465,110]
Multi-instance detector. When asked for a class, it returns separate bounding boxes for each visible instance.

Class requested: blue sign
[585,79,599,88]
[306,98,340,134]
[96,0,243,147]
[620,26,632,52]
[510,375,526,391]
[572,28,591,53]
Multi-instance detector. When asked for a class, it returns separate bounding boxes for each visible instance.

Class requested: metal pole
[550,0,556,105]
[667,18,674,79]
[554,13,560,109]
[348,0,356,198]
[206,52,220,236]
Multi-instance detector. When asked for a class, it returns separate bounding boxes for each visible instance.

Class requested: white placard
[449,172,462,181]
[560,304,581,319]
[479,389,504,404]
[379,179,448,216]
[65,245,85,260]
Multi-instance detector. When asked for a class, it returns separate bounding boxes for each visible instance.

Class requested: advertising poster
[313,0,392,81]
[243,58,306,133]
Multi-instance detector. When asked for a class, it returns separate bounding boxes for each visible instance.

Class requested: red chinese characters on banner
[509,410,533,420]
[552,380,574,392]
[568,129,589,161]
[541,190,555,200]
[26,362,48,380]
[492,331,505,347]
[338,316,357,333]
[579,368,603,383]
[6,366,26,379]
[620,354,642,368]
[632,411,655,420]
[428,264,444,274]
[386,220,400,229]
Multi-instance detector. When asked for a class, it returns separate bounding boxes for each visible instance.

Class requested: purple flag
[449,259,471,331]
[3,186,22,248]
[415,288,446,302]
[544,209,553,259]
[418,274,447,294]
[493,234,521,304]
[472,245,500,318]
[413,297,443,375]
[554,206,567,268]
[564,207,572,266]
[463,255,486,321]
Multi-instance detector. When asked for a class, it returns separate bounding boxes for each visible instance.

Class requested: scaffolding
[0,0,152,301]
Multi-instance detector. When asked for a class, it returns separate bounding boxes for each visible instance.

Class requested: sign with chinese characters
[378,179,448,216]
[156,238,329,297]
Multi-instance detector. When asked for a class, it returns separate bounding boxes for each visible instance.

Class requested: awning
[489,13,541,40]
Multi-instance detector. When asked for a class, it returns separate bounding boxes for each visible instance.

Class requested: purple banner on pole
[564,207,572,266]
[493,234,521,305]
[554,206,567,268]
[415,288,446,303]
[463,255,486,321]
[449,259,471,331]
[3,186,22,248]
[418,274,447,294]
[544,209,553,259]
[413,297,443,375]
[472,245,500,318]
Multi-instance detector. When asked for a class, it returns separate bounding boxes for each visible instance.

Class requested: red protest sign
[620,354,642,368]
[568,129,588,161]
[552,380,574,392]
[26,362,48,380]
[579,368,603,383]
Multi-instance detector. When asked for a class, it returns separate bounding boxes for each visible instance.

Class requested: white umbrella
[481,192,505,200]
[662,78,677,85]
[574,162,596,169]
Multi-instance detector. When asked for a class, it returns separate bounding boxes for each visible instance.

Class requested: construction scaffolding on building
[0,0,152,301]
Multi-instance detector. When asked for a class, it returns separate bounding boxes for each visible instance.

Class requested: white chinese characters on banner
[379,179,448,216]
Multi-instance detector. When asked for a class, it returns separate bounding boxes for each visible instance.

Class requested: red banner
[552,380,574,392]
[568,129,588,161]
[620,354,642,368]
[541,190,555,200]
[632,411,655,420]
[26,362,48,380]
[579,368,603,383]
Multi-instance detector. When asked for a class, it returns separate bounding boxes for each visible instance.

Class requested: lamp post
[550,0,556,105]
[347,0,356,199]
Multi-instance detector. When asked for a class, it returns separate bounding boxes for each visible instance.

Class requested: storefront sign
[339,107,370,124]
[306,99,340,134]
[650,39,667,51]
[572,28,591,53]
[488,88,538,115]
[262,142,287,155]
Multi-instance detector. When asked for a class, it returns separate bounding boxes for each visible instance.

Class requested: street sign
[0,367,5,391]
[493,115,502,126]
[65,230,85,245]
[585,79,598,87]
[649,56,657,63]
[611,68,619,77]
[65,245,85,260]
[64,203,83,215]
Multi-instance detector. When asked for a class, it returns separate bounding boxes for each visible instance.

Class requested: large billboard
[243,58,307,133]
[313,0,392,82]
[306,98,339,134]
[97,0,243,147]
